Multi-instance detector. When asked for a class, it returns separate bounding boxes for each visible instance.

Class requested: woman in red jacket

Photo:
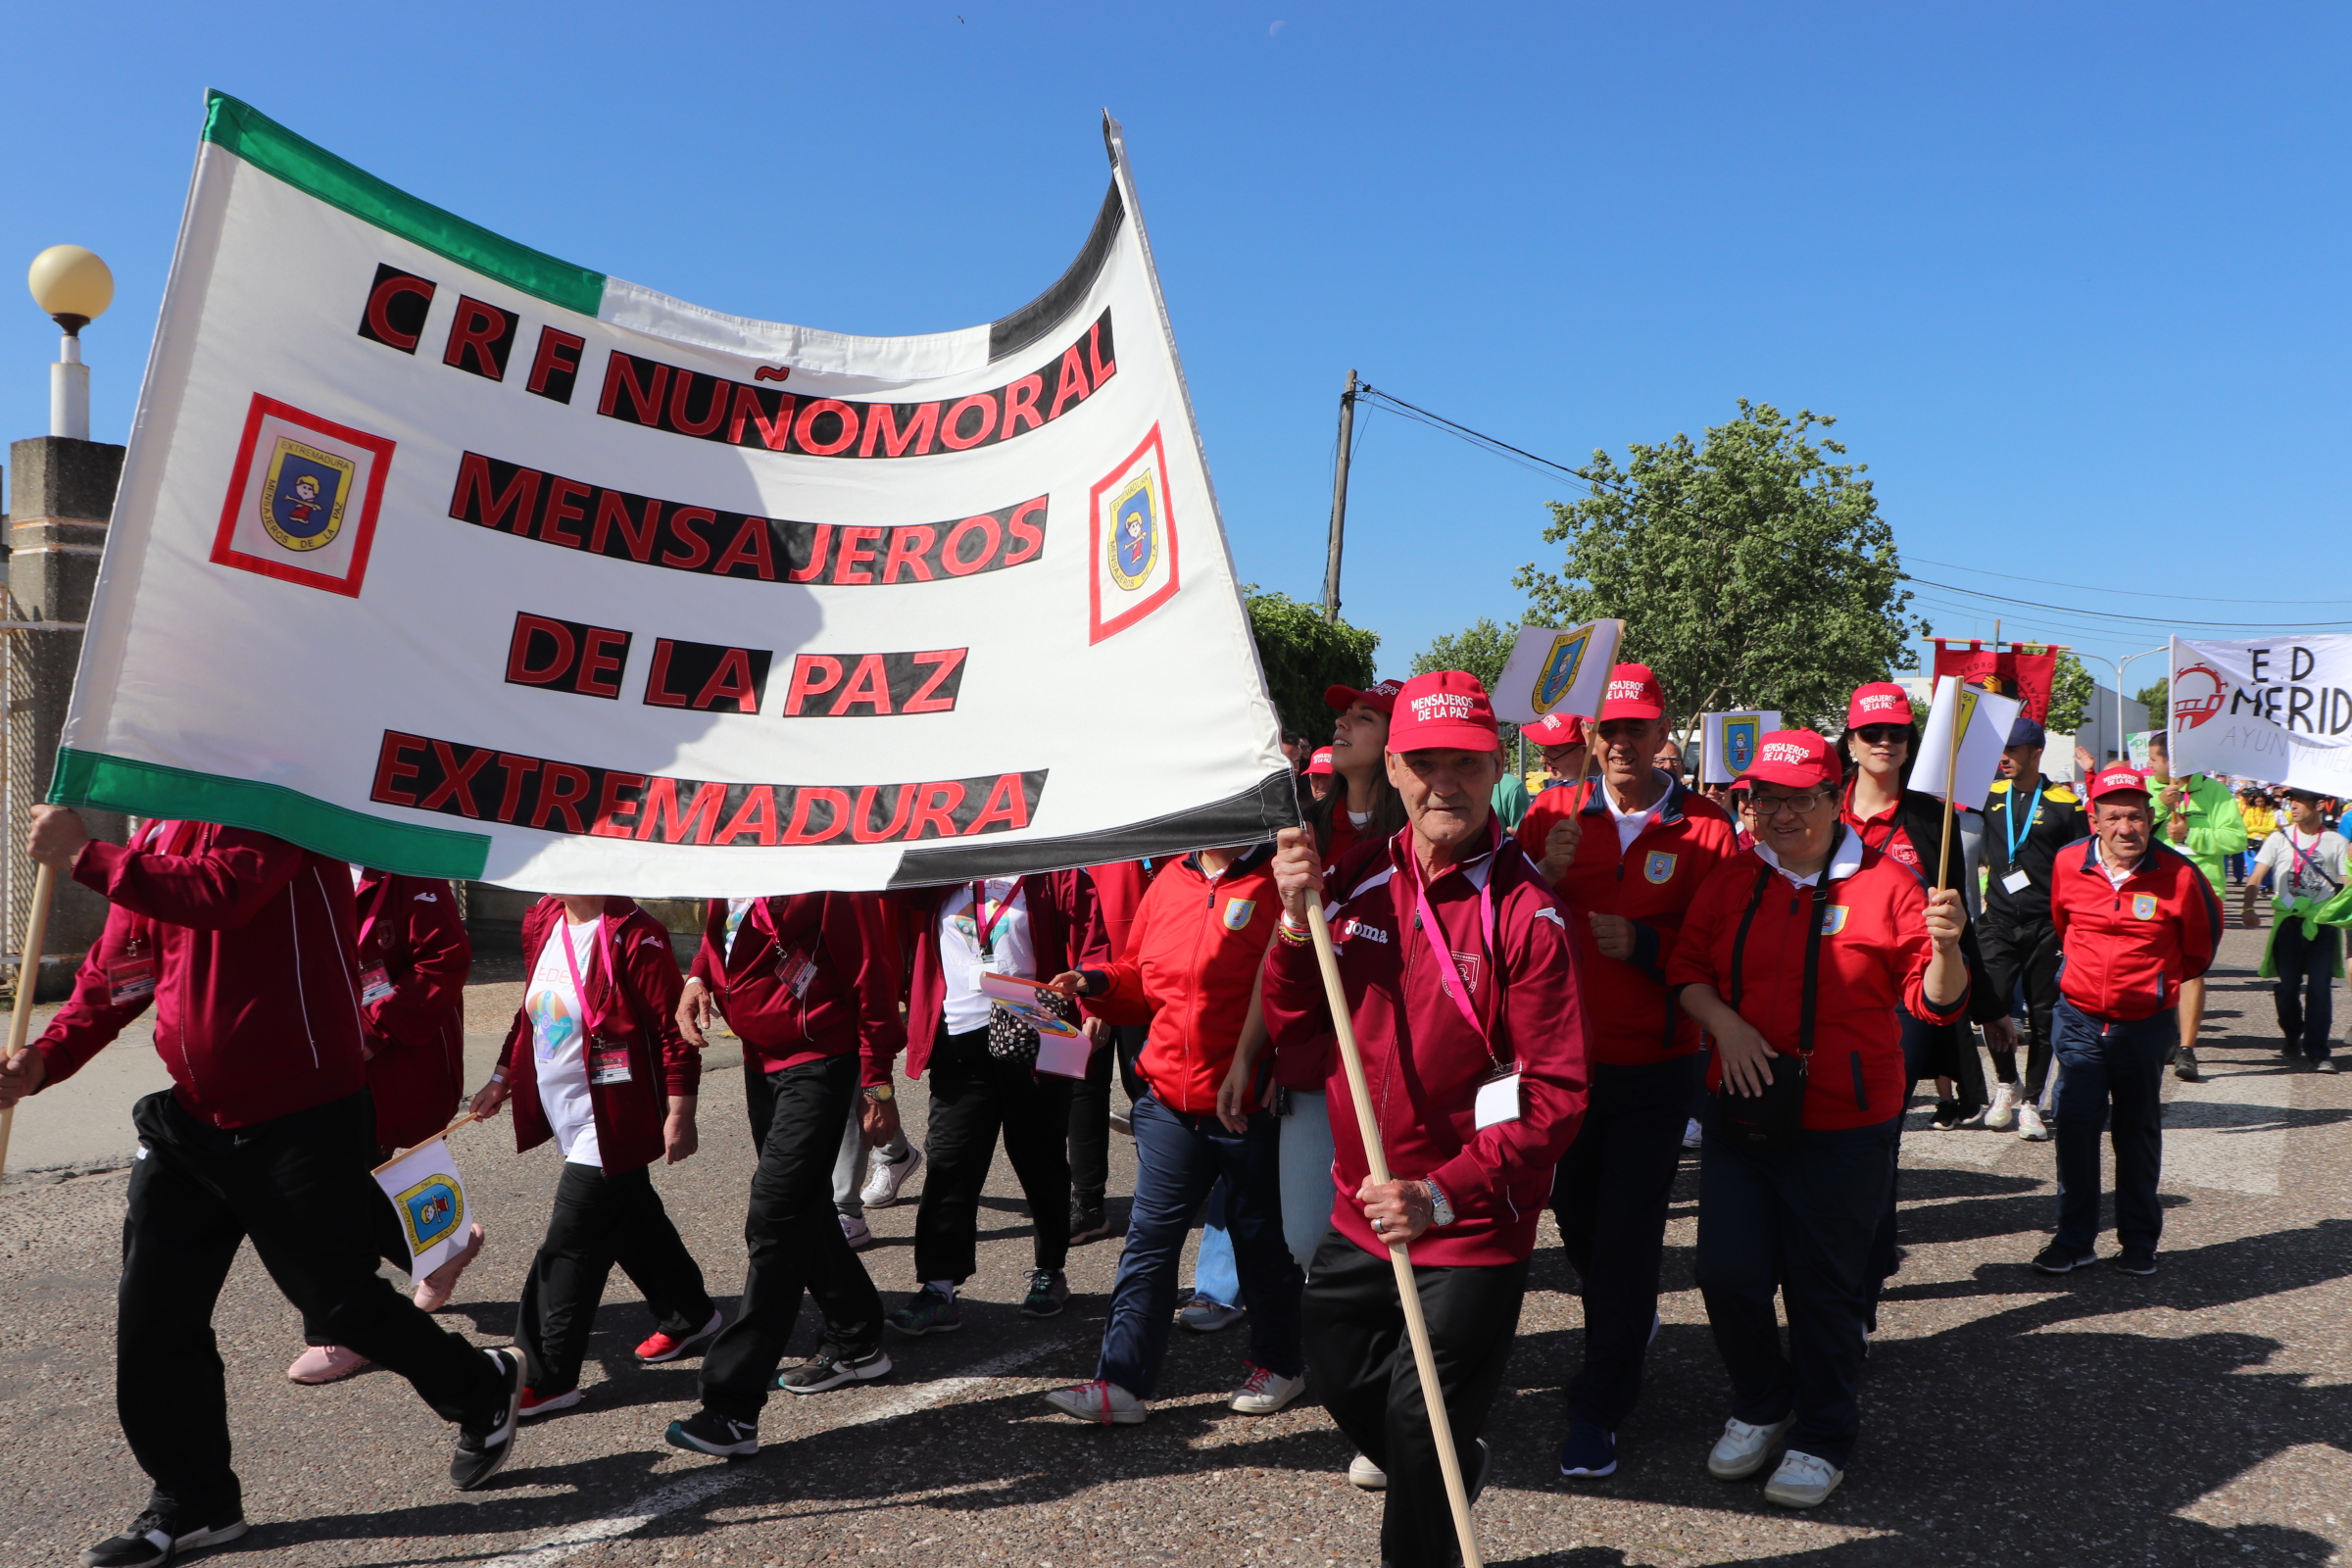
[1668,730,1967,1510]
[287,869,480,1385]
[469,895,714,1419]
[1036,844,1303,1424]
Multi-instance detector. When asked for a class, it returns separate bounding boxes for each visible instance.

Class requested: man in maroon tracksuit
[0,808,519,1568]
[1265,671,1591,1568]
[666,891,906,1456]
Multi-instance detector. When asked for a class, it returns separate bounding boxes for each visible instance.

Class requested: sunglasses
[1855,725,1908,745]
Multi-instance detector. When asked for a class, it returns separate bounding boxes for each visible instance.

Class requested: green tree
[1245,586,1379,742]
[1515,401,1923,739]
[1413,616,1524,748]
[2040,649,2096,734]
[2134,677,2169,723]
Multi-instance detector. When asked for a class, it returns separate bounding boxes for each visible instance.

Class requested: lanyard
[968,880,1016,956]
[2005,785,2041,862]
[2282,830,2340,892]
[558,916,606,1023]
[1411,852,1500,1059]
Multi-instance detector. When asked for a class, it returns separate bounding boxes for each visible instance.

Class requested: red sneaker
[517,1386,582,1420]
[636,1308,725,1364]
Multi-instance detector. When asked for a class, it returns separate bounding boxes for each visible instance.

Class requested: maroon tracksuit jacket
[688,893,905,1087]
[355,870,471,1150]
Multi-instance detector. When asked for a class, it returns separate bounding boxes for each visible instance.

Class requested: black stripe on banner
[886,769,1303,888]
[987,182,1125,363]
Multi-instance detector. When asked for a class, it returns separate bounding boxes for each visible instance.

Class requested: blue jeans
[1097,1092,1303,1397]
[1695,1113,1899,1470]
[1278,1088,1334,1272]
[2273,921,2339,1061]
[1192,1180,1241,1307]
[2050,999,2174,1260]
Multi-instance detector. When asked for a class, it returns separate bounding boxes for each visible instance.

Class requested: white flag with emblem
[1910,675,2023,811]
[372,1137,473,1280]
[1491,620,1624,725]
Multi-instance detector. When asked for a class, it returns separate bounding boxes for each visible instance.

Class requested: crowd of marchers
[11,659,2345,1568]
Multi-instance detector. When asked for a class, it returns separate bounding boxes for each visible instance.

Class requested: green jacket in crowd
[2152,772,2248,896]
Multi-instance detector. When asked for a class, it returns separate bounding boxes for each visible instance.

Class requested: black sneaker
[450,1347,523,1491]
[2032,1244,2098,1275]
[665,1407,760,1458]
[1467,1437,1493,1505]
[2174,1046,2202,1083]
[779,1345,893,1395]
[2111,1252,2158,1276]
[1021,1267,1070,1318]
[1931,1099,1965,1131]
[81,1506,248,1568]
[1069,1200,1114,1246]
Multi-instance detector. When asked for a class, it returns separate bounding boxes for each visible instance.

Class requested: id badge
[1474,1069,1522,1129]
[587,1035,635,1086]
[776,949,818,999]
[107,953,156,1006]
[359,964,396,1006]
[2002,868,2033,895]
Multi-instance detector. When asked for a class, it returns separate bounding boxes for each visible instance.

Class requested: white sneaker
[839,1213,873,1250]
[1762,1448,1844,1508]
[1229,1364,1305,1414]
[859,1145,922,1209]
[1682,1117,1703,1150]
[1984,1083,2019,1131]
[1042,1379,1147,1424]
[1707,1413,1794,1480]
[2017,1103,2051,1142]
[1347,1451,1388,1490]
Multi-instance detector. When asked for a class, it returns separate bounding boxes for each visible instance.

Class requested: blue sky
[10,2,2346,690]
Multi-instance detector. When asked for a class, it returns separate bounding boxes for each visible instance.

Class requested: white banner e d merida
[2168,636,2352,796]
[59,94,1291,895]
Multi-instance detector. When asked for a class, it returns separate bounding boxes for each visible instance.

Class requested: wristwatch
[862,1083,895,1102]
[1423,1178,1454,1229]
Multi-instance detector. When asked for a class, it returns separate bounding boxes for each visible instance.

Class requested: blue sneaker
[1559,1417,1617,1478]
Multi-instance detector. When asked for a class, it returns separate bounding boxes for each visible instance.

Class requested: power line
[1906,556,2352,609]
[1903,576,2352,630]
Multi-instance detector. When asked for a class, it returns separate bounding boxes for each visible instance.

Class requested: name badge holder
[747,898,822,998]
[108,933,157,1007]
[358,963,397,1006]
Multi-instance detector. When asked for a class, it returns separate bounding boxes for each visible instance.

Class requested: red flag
[1932,641,2059,723]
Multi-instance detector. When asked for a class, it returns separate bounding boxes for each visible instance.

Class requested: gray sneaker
[1178,1294,1244,1332]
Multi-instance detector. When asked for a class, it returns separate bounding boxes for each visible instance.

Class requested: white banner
[1491,620,1624,725]
[1910,675,2022,811]
[59,95,1290,895]
[373,1138,472,1280]
[2168,636,2352,795]
[1699,710,1782,783]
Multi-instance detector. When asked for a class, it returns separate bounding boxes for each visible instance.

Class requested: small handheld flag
[373,1134,474,1279]
[1492,620,1625,725]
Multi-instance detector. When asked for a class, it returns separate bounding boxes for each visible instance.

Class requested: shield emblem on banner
[1108,473,1159,591]
[1534,628,1593,712]
[397,1174,464,1254]
[2132,894,2158,920]
[1724,717,1759,774]
[1643,851,1678,884]
[259,438,356,553]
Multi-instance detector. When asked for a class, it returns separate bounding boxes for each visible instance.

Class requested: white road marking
[478,1339,1072,1566]
[2164,1064,2296,1197]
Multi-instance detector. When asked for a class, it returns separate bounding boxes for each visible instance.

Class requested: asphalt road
[3,923,2347,1567]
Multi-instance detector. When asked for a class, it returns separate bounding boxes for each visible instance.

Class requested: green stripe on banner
[201,90,607,318]
[51,749,492,882]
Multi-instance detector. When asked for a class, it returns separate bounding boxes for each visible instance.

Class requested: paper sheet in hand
[373,1138,472,1279]
[1910,676,2022,811]
[1492,621,1623,724]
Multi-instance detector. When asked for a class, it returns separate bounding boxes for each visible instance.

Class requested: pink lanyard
[1411,851,1499,1054]
[558,917,608,1026]
[2284,831,2331,888]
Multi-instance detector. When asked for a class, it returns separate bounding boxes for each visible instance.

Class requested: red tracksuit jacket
[1517,776,1739,1065]
[498,897,700,1174]
[356,870,471,1150]
[1668,838,1967,1130]
[1262,823,1591,1267]
[2049,838,2221,1021]
[1080,858,1158,966]
[688,893,905,1087]
[1081,848,1278,1114]
[35,821,368,1130]
[890,872,1091,1078]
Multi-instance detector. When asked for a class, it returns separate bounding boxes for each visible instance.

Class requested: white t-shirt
[525,917,604,1168]
[2256,829,2351,904]
[1606,777,1668,853]
[723,897,756,961]
[939,880,1034,1033]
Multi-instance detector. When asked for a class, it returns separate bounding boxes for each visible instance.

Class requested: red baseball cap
[1741,729,1839,789]
[2086,765,2152,805]
[1599,662,1665,721]
[1846,682,1914,728]
[1305,747,1335,776]
[1387,670,1500,753]
[1325,678,1404,715]
[1525,711,1587,747]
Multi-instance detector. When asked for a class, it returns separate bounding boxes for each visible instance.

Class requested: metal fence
[0,620,84,1002]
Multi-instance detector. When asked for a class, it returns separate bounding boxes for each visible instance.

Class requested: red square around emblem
[210,394,395,598]
[1087,423,1181,645]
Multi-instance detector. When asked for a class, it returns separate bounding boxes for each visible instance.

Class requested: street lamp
[26,245,114,441]
[2076,644,2167,768]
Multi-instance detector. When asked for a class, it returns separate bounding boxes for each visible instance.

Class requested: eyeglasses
[1855,725,1908,745]
[1747,790,1831,820]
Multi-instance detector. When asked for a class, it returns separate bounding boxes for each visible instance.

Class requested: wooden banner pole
[0,862,61,1195]
[1304,900,1483,1568]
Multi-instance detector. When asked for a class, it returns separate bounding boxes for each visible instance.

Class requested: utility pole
[1322,369,1357,623]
